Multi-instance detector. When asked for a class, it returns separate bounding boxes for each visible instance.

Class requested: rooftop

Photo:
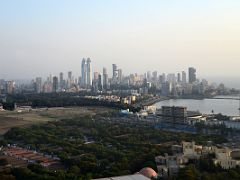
[94,174,150,180]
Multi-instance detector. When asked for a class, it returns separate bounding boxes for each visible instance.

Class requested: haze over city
[2,1,240,180]
[0,0,240,87]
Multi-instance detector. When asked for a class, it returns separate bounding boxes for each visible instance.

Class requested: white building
[182,141,202,159]
[213,148,240,169]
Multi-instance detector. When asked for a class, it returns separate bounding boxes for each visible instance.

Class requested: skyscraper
[35,77,42,93]
[182,71,187,84]
[0,79,4,94]
[67,71,73,88]
[81,58,92,87]
[177,73,181,83]
[93,71,100,92]
[52,76,58,92]
[112,64,118,81]
[86,58,92,86]
[147,71,151,81]
[5,81,15,94]
[48,74,52,84]
[59,72,64,89]
[81,58,87,86]
[152,71,158,82]
[118,69,123,83]
[188,67,196,83]
[159,75,164,84]
[103,67,107,75]
[68,71,72,81]
[94,72,99,81]
[103,67,108,91]
[98,74,102,91]
[167,73,176,83]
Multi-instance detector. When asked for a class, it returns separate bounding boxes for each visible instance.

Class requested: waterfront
[155,96,240,116]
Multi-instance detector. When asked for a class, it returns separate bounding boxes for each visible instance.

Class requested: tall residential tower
[81,58,87,86]
[188,67,196,83]
[86,58,92,86]
[81,58,92,87]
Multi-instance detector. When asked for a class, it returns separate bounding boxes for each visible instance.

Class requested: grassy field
[0,107,115,135]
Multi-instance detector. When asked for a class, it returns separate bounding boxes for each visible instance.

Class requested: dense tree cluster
[1,112,229,179]
[2,93,140,112]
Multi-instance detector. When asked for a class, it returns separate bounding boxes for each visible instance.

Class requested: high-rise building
[188,67,196,83]
[47,74,52,84]
[49,74,52,83]
[86,58,92,86]
[67,71,73,88]
[162,106,187,124]
[177,73,181,83]
[167,73,176,83]
[94,72,99,81]
[42,82,52,93]
[112,64,118,81]
[92,72,100,92]
[103,67,107,75]
[152,71,158,82]
[81,58,87,86]
[159,75,164,84]
[59,72,64,89]
[182,71,187,84]
[35,77,42,93]
[0,79,5,94]
[103,67,108,90]
[81,58,92,87]
[147,71,151,81]
[68,71,72,81]
[159,73,166,84]
[6,81,15,94]
[118,69,123,83]
[162,81,172,96]
[52,76,58,92]
[98,74,102,91]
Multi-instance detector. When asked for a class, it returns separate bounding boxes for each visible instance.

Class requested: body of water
[155,96,240,116]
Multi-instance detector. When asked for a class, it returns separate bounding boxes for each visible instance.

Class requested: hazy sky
[1,0,240,80]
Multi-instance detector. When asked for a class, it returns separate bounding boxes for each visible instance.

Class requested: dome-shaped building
[139,167,158,179]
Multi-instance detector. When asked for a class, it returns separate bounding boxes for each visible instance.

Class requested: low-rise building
[144,105,157,114]
[155,141,240,177]
[182,141,202,159]
[155,154,188,177]
[213,148,240,169]
[15,106,32,113]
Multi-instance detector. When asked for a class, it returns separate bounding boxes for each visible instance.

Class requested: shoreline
[134,96,169,108]
[153,96,240,117]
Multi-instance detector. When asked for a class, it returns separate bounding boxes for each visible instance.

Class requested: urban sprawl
[0,59,240,180]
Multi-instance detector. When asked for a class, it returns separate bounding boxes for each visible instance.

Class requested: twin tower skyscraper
[81,58,92,87]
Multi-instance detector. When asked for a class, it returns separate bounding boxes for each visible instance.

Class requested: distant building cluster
[0,59,234,96]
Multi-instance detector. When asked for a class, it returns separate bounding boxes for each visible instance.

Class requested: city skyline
[4,62,239,89]
[0,0,240,81]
